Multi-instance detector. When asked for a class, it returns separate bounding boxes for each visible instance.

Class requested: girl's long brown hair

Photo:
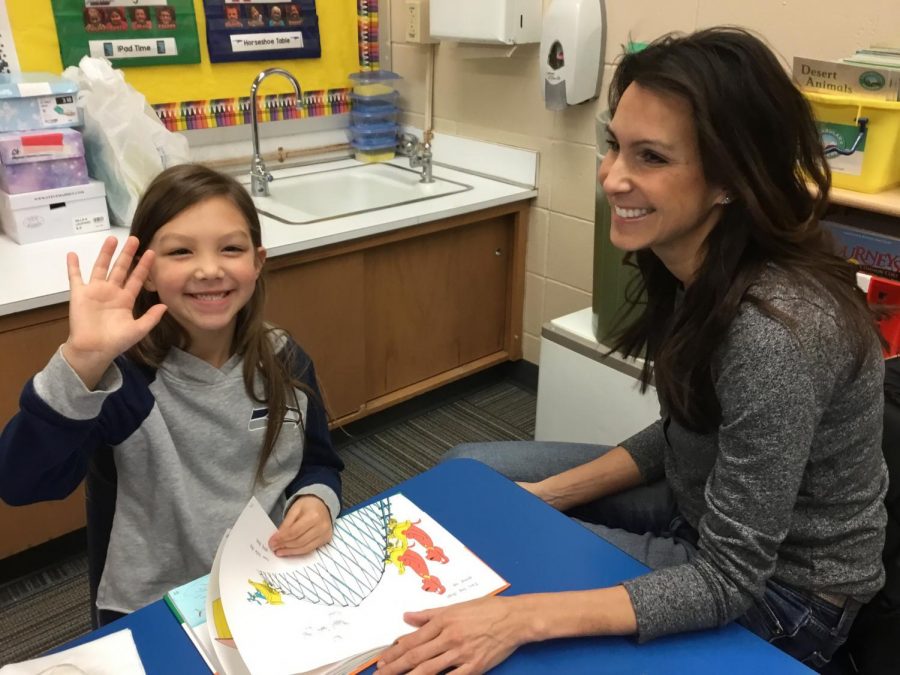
[127,163,311,482]
[605,28,879,432]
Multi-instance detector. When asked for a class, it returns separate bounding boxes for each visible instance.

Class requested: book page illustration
[219,494,508,675]
[206,529,250,675]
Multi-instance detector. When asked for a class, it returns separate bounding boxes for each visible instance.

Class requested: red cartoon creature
[397,547,446,594]
[406,520,449,563]
[386,517,448,593]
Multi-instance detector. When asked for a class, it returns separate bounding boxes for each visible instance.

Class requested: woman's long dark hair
[128,164,312,483]
[606,27,878,432]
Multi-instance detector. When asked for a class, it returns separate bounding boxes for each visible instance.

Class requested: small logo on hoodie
[248,406,301,431]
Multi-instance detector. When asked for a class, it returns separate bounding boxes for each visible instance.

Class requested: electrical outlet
[406,1,420,41]
[405,0,435,43]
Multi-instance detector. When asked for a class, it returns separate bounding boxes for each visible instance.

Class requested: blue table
[65,458,812,673]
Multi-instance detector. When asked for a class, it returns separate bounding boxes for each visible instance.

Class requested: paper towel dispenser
[541,0,605,110]
[430,0,541,44]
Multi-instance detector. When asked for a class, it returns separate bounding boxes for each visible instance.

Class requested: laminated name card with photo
[205,494,508,675]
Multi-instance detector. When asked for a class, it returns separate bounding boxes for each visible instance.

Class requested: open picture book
[166,493,508,675]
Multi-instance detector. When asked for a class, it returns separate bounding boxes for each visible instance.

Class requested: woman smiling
[375,27,887,675]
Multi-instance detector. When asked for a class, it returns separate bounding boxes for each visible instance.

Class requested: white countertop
[543,307,648,374]
[0,155,536,318]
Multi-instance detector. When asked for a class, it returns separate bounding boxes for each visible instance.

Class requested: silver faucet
[249,68,302,197]
[397,132,434,184]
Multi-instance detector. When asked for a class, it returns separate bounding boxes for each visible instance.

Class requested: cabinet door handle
[494,248,503,256]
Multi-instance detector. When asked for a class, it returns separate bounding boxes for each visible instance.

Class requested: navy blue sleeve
[0,356,155,506]
[282,339,344,511]
[0,379,98,505]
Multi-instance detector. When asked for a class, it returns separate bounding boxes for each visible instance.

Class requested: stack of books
[793,45,900,100]
[165,494,508,675]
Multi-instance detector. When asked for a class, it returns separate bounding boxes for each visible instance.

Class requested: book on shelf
[867,44,900,56]
[842,51,900,71]
[167,493,508,675]
[792,56,900,100]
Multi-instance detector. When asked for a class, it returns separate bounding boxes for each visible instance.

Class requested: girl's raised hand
[62,236,167,389]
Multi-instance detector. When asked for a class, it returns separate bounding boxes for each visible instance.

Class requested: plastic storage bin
[806,91,900,193]
[351,108,400,126]
[0,129,89,194]
[348,71,402,162]
[349,70,401,96]
[350,91,400,111]
[349,122,399,147]
[349,124,399,162]
[0,73,81,132]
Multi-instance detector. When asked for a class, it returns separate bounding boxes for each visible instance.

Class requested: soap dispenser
[541,0,605,111]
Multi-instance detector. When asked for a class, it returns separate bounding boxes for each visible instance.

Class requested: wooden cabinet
[830,185,900,218]
[0,200,529,558]
[0,304,85,559]
[266,251,367,420]
[265,202,528,425]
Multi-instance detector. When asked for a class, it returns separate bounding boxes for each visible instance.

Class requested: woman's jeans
[444,441,862,671]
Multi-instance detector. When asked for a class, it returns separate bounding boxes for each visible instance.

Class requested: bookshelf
[830,185,900,219]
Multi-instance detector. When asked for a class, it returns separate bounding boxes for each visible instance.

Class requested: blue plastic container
[349,122,399,150]
[350,91,400,112]
[351,108,400,126]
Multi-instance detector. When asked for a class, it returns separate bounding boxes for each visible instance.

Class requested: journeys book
[164,574,219,673]
[192,493,509,675]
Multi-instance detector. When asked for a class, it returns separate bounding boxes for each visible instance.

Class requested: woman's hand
[63,236,166,388]
[517,480,564,510]
[374,596,525,675]
[516,480,546,501]
[269,495,333,556]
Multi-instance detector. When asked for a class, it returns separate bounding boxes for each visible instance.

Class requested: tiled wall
[387,0,900,364]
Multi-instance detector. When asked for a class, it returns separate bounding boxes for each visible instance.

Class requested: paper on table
[0,628,145,675]
[220,493,508,675]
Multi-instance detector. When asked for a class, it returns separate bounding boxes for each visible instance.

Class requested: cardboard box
[0,129,89,194]
[822,219,900,280]
[0,180,109,245]
[0,72,81,132]
[793,57,900,101]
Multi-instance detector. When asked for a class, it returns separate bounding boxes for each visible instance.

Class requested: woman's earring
[720,193,733,205]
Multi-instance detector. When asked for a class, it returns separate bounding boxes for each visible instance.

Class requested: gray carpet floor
[0,379,535,666]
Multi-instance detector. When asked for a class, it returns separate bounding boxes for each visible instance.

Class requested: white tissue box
[0,179,109,244]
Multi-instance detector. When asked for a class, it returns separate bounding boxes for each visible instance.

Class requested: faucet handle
[397,132,419,155]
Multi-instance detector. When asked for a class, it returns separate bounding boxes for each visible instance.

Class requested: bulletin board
[53,0,202,68]
[5,0,379,129]
[204,0,320,64]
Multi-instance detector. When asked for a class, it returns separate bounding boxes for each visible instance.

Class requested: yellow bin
[805,91,900,193]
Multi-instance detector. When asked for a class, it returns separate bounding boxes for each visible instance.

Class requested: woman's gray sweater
[621,270,888,641]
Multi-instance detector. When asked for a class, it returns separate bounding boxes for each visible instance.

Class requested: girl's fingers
[124,249,156,298]
[133,303,167,337]
[107,236,140,287]
[66,252,83,290]
[89,236,120,282]
[274,525,322,555]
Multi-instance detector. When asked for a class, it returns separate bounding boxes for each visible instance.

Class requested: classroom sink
[241,162,472,224]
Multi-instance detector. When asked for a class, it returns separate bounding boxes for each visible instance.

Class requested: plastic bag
[62,57,191,227]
